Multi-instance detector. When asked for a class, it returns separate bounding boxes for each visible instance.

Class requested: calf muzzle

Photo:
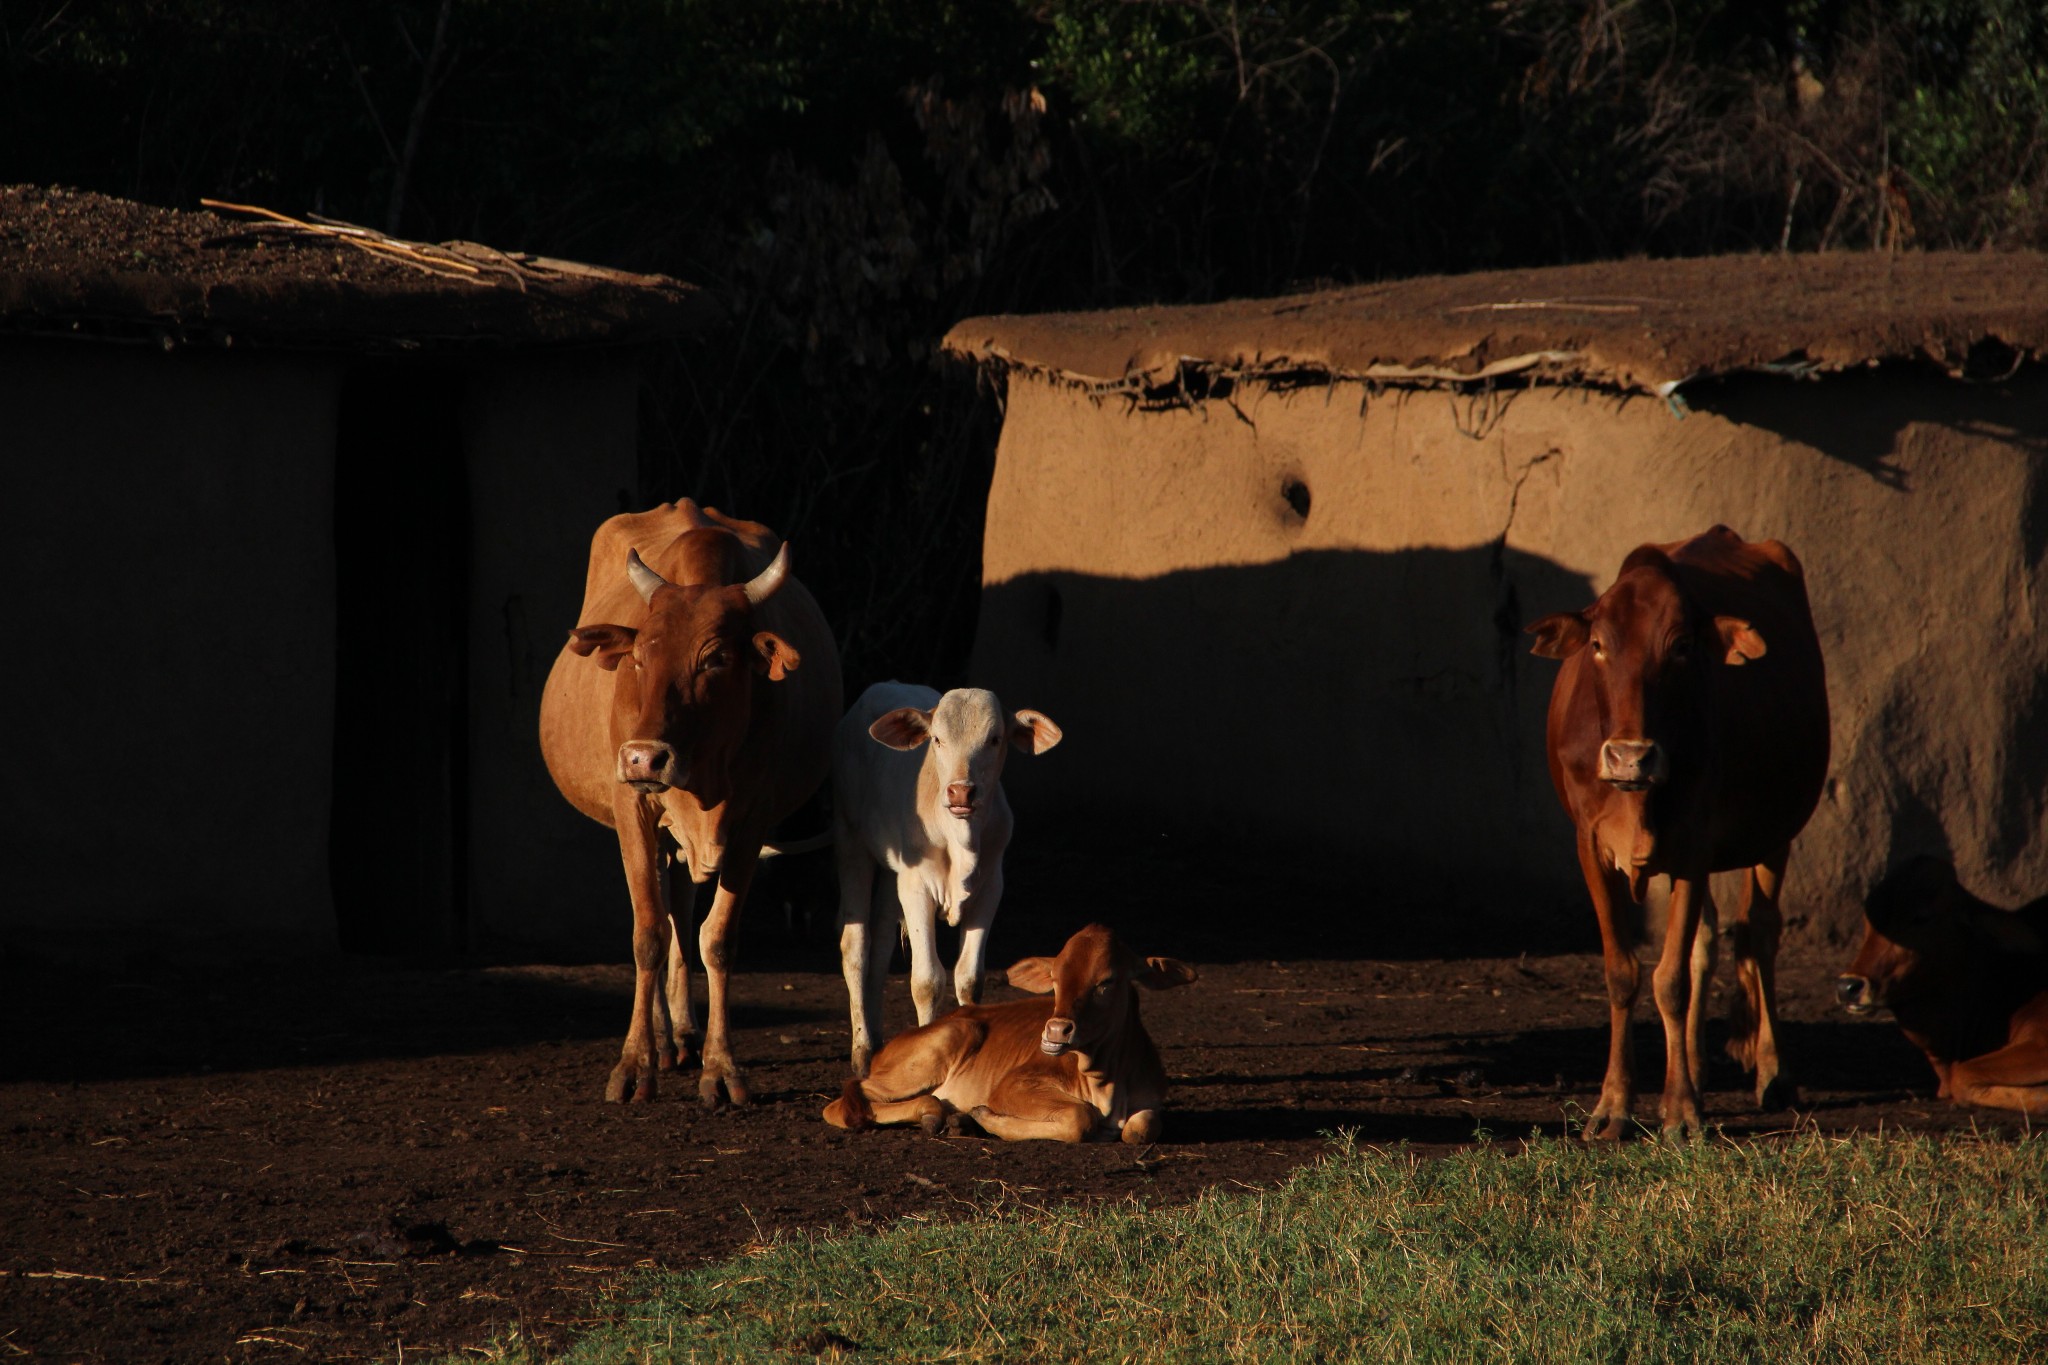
[1598,738,1666,790]
[1040,1015,1075,1056]
[616,740,682,793]
[945,781,977,817]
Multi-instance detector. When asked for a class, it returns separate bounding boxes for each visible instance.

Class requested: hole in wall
[1281,477,1312,523]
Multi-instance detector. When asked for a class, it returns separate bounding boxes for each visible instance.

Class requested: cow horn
[626,549,670,603]
[743,542,790,605]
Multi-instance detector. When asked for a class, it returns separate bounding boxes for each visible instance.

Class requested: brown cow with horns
[1527,526,1829,1139]
[540,500,841,1107]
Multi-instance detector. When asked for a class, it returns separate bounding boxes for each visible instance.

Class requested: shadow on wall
[973,543,1600,955]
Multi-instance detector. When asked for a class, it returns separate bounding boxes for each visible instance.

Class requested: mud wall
[970,366,2048,943]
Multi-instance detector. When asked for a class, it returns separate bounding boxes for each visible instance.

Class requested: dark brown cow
[540,500,841,1106]
[1837,856,2048,1114]
[822,924,1197,1143]
[1527,525,1829,1138]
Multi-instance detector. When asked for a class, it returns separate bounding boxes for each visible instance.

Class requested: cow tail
[834,1076,876,1132]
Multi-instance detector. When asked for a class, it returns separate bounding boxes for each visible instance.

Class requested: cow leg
[1578,836,1640,1141]
[836,838,882,1077]
[659,854,699,1070]
[1725,849,1797,1110]
[897,872,944,1026]
[696,846,760,1109]
[952,868,1004,1007]
[1119,1109,1163,1145]
[969,1074,1100,1143]
[1652,875,1708,1139]
[1946,1042,2048,1114]
[1685,887,1719,1092]
[605,796,669,1103]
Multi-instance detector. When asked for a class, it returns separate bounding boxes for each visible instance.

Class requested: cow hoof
[699,1070,751,1109]
[605,1064,656,1104]
[1758,1075,1800,1111]
[917,1100,947,1136]
[1581,1115,1628,1142]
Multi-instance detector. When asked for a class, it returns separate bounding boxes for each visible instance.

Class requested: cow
[832,682,1063,1075]
[539,500,841,1107]
[1526,525,1829,1139]
[822,923,1196,1142]
[1837,856,2048,1114]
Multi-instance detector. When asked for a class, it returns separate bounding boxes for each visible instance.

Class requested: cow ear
[1716,616,1767,666]
[1135,957,1198,990]
[568,625,636,672]
[1526,612,1589,659]
[752,631,800,681]
[1008,708,1063,755]
[869,707,933,750]
[1006,956,1057,994]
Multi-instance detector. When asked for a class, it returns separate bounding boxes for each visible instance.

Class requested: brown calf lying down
[822,924,1196,1143]
[1837,856,2048,1115]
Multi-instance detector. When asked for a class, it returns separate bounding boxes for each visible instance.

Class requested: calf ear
[1525,611,1589,659]
[1136,957,1198,990]
[752,631,801,681]
[869,707,934,750]
[1006,956,1057,994]
[1716,617,1767,665]
[568,625,636,671]
[1009,708,1063,755]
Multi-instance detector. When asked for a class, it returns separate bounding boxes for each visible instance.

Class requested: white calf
[832,682,1062,1075]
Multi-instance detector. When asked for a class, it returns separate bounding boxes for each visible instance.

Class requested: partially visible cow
[822,923,1195,1143]
[832,682,1062,1075]
[1526,525,1829,1139]
[1837,856,2048,1114]
[539,500,841,1107]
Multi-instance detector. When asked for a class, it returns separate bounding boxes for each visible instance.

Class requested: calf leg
[970,1073,1101,1143]
[1653,875,1708,1139]
[1578,836,1641,1141]
[952,868,1004,1007]
[1944,1041,2048,1115]
[836,838,882,1076]
[897,873,945,1026]
[823,1014,983,1130]
[1725,849,1797,1110]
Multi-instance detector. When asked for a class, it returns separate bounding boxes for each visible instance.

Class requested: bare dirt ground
[1,846,2020,1364]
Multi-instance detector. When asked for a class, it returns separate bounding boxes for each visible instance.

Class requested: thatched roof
[0,185,717,353]
[944,251,2048,398]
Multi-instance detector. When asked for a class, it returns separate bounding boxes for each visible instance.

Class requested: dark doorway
[330,365,470,953]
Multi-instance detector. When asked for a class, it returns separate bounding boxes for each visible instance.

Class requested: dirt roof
[944,251,2048,398]
[0,185,718,353]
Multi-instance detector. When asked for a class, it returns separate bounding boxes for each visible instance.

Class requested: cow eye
[698,651,732,674]
[1591,638,1606,659]
[986,734,1000,750]
[1095,980,1115,996]
[1670,638,1692,661]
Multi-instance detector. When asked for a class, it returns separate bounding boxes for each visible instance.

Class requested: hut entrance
[330,365,470,954]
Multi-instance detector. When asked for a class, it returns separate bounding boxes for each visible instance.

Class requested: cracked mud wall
[971,366,2048,943]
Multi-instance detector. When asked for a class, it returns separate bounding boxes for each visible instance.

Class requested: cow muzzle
[1835,975,1876,1014]
[616,740,682,794]
[945,781,977,818]
[1598,738,1666,791]
[1040,1015,1075,1056]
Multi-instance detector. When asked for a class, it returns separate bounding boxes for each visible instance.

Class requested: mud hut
[944,253,2048,943]
[1,186,716,961]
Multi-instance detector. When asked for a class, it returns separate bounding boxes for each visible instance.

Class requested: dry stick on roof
[199,198,489,284]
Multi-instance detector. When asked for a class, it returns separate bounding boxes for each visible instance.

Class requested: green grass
[462,1131,2048,1363]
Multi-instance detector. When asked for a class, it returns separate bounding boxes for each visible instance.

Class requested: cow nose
[1041,1015,1075,1055]
[617,740,679,791]
[946,781,976,813]
[1836,975,1869,1009]
[1599,739,1665,789]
